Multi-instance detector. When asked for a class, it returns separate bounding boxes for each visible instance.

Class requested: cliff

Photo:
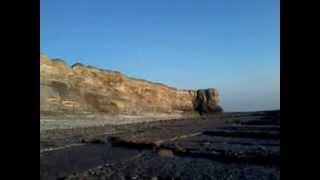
[40,54,222,119]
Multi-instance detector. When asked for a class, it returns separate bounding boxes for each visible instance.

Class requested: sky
[41,0,280,112]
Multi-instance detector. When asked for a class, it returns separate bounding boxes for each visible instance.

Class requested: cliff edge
[40,54,222,119]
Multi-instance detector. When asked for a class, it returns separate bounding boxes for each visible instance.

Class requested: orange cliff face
[40,54,222,119]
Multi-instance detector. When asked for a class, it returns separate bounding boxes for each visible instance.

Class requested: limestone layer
[40,54,222,118]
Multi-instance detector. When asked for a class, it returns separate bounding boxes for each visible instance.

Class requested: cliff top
[40,53,200,92]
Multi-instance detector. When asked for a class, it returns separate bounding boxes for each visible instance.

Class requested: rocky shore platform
[40,110,280,180]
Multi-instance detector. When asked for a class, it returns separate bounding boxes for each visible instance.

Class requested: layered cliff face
[40,54,222,119]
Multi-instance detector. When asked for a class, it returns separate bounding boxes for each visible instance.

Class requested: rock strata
[40,54,223,119]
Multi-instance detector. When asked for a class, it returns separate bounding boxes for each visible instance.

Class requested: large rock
[40,54,222,119]
[194,89,223,114]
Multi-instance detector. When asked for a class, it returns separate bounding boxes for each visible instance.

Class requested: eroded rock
[40,54,223,119]
[194,89,223,114]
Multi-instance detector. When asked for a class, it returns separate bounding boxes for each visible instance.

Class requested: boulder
[194,88,223,114]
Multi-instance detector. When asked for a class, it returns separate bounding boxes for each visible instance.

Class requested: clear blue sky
[41,0,279,112]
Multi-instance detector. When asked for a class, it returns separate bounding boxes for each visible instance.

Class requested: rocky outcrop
[194,89,223,114]
[40,54,222,119]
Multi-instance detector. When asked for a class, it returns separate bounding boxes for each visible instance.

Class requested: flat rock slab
[107,118,226,145]
[160,135,280,165]
[40,111,280,179]
[219,125,280,131]
[40,143,142,180]
[40,116,225,151]
[40,125,117,150]
[174,135,280,146]
[203,129,280,139]
[65,151,280,180]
